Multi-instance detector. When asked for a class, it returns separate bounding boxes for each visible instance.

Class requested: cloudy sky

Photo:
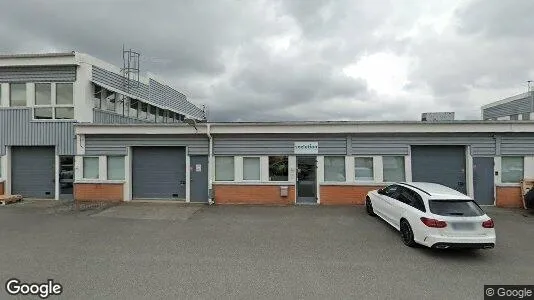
[1,0,533,121]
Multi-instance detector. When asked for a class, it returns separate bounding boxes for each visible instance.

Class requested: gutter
[207,123,214,205]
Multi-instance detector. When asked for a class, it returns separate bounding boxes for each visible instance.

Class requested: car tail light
[420,217,447,228]
[482,219,494,228]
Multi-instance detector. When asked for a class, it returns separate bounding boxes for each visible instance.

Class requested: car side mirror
[377,189,385,195]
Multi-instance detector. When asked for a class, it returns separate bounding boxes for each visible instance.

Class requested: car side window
[382,185,401,198]
[396,187,426,212]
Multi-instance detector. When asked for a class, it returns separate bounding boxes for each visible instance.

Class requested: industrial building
[482,91,534,120]
[1,52,533,208]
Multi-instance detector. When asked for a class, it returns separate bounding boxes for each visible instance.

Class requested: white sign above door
[294,142,318,154]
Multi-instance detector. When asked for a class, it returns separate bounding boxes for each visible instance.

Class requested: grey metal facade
[212,133,496,156]
[91,66,204,119]
[148,79,204,119]
[213,134,347,155]
[84,134,209,156]
[0,108,76,156]
[482,94,533,119]
[93,109,152,124]
[500,134,534,155]
[0,66,76,82]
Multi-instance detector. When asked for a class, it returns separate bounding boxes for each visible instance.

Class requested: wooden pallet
[0,195,23,206]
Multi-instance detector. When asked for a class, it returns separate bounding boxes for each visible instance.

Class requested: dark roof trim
[399,183,432,196]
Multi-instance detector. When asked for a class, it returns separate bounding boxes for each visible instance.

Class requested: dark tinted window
[396,187,426,212]
[428,200,484,217]
[382,184,401,198]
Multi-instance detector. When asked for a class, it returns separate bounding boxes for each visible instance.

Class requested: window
[156,108,164,123]
[10,83,26,106]
[383,156,405,182]
[104,90,116,111]
[56,83,73,105]
[215,157,234,181]
[396,187,425,212]
[107,156,125,180]
[324,156,345,181]
[34,107,53,119]
[139,102,148,119]
[35,83,52,105]
[129,99,138,118]
[243,157,260,180]
[428,200,484,217]
[522,113,530,120]
[0,156,2,178]
[502,156,524,183]
[381,184,401,198]
[94,84,103,109]
[148,105,156,122]
[355,157,374,181]
[510,114,519,121]
[123,97,130,117]
[83,157,99,179]
[269,156,288,181]
[55,107,74,119]
[115,94,125,115]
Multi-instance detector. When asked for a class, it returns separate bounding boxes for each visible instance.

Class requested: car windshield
[428,200,484,217]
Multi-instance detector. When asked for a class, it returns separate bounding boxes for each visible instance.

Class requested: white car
[365,182,496,249]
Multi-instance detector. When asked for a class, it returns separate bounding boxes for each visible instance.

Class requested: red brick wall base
[0,181,4,195]
[495,186,523,208]
[320,185,384,205]
[214,185,295,205]
[74,183,124,202]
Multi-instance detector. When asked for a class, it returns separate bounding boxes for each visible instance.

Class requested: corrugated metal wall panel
[501,135,534,155]
[350,134,496,157]
[213,135,347,155]
[92,66,149,100]
[483,96,533,119]
[93,109,152,124]
[84,134,208,155]
[0,108,76,155]
[0,66,76,82]
[91,66,204,119]
[148,79,204,119]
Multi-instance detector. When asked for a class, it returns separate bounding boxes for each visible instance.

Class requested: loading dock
[11,146,55,198]
[131,147,186,200]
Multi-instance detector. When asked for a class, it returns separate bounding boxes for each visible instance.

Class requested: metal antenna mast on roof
[121,45,141,93]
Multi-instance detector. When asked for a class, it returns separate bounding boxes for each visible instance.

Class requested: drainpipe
[207,123,214,205]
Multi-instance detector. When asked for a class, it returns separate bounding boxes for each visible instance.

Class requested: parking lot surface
[0,202,532,299]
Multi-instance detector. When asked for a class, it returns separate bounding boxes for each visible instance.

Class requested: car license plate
[451,222,475,230]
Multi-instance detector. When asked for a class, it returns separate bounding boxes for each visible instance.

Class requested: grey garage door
[190,155,208,203]
[132,147,186,199]
[411,145,467,194]
[12,146,55,198]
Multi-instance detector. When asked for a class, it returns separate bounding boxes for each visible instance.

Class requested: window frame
[501,156,524,183]
[382,156,406,183]
[107,156,125,181]
[242,156,261,181]
[10,83,27,107]
[268,156,289,182]
[82,156,100,179]
[324,156,346,182]
[215,156,235,181]
[354,156,374,182]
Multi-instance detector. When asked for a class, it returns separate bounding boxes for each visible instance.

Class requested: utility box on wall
[280,186,289,197]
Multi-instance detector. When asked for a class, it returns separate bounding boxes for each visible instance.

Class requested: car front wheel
[400,220,417,247]
[365,197,376,217]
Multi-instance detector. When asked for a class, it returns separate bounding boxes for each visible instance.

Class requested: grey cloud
[0,0,529,122]
[457,0,534,38]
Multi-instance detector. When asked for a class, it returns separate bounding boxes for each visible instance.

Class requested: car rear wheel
[365,197,376,216]
[400,220,416,247]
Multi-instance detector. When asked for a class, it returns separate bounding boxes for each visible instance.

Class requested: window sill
[495,183,521,187]
[321,182,385,186]
[214,181,293,186]
[75,180,126,184]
